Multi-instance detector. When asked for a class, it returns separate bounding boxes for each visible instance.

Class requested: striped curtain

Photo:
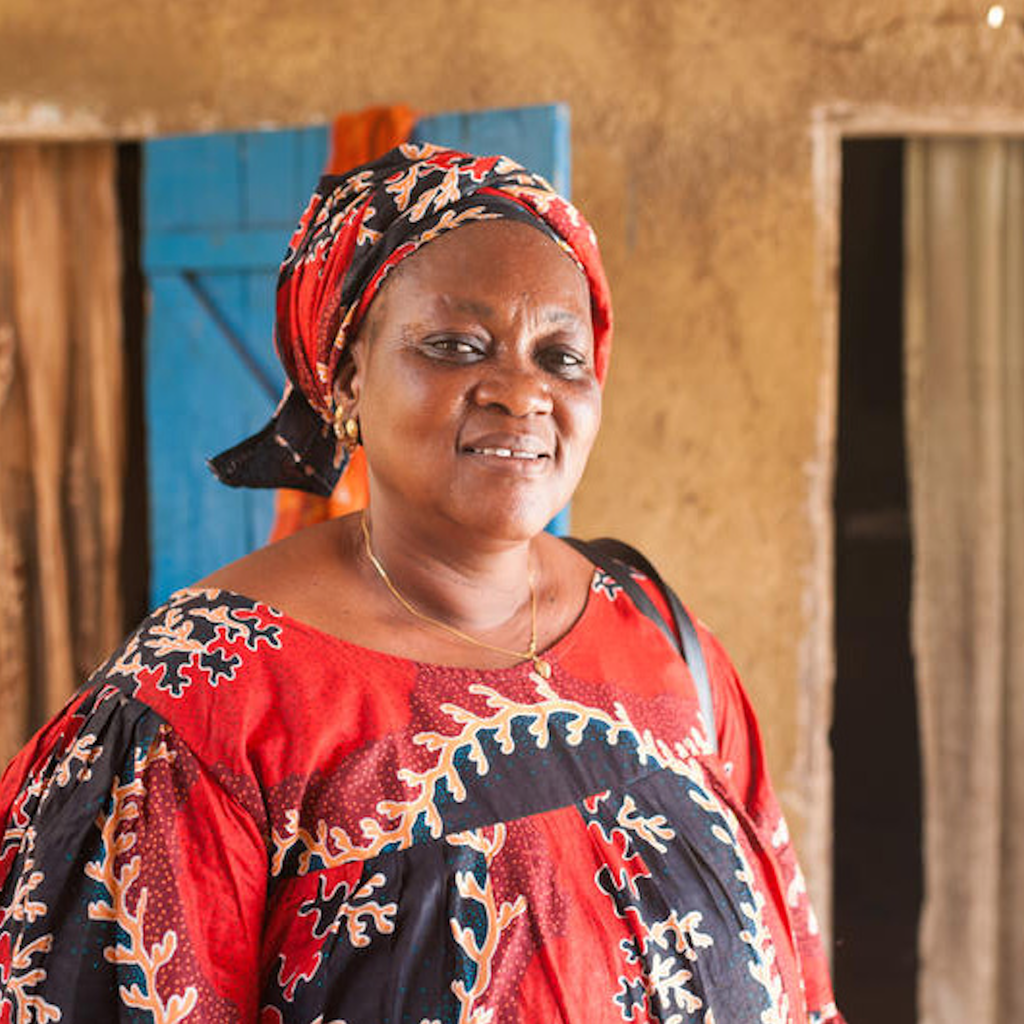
[0,143,127,768]
[905,137,1024,1024]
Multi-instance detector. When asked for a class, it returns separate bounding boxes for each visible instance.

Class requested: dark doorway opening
[832,138,922,1023]
[117,142,149,628]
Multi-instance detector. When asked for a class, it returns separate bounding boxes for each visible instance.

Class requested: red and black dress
[0,567,843,1023]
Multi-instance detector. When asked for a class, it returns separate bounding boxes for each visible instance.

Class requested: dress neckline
[169,570,601,677]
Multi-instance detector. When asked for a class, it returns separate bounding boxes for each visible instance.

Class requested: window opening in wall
[832,138,922,1024]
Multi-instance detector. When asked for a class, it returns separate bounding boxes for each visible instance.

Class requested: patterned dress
[0,569,843,1023]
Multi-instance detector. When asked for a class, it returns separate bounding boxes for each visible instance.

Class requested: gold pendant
[533,657,552,679]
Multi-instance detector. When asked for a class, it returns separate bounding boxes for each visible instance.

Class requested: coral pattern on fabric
[0,572,843,1023]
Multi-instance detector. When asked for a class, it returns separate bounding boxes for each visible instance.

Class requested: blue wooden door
[143,105,571,606]
[412,104,571,196]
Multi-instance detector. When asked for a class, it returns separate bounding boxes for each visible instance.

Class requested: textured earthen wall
[3,0,1022,916]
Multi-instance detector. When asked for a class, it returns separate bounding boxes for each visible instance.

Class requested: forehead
[367,219,592,325]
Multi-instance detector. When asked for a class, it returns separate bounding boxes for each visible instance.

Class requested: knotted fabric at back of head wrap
[210,141,613,497]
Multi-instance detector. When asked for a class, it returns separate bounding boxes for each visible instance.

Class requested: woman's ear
[332,338,365,413]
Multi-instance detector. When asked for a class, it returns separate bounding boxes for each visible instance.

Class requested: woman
[0,144,843,1023]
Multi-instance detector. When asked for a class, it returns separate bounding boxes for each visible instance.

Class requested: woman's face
[341,219,602,543]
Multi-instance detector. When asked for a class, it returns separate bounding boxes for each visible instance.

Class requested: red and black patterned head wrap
[211,142,613,496]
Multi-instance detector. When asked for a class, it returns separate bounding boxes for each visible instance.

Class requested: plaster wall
[3,0,1022,917]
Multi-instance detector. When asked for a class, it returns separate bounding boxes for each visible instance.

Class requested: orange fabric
[269,448,370,543]
[268,106,416,544]
[327,106,418,175]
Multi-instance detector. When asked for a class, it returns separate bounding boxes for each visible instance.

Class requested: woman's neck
[359,506,537,636]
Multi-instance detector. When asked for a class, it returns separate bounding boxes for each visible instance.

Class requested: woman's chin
[446,493,567,544]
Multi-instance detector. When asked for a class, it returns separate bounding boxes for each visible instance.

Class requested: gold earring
[332,405,347,441]
[333,409,361,455]
[344,417,360,453]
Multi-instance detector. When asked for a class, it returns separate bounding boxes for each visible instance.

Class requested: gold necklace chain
[360,512,552,679]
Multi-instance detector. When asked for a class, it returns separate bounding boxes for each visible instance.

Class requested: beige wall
[3,0,1023,917]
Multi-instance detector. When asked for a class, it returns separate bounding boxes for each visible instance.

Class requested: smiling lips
[464,446,548,461]
[461,435,552,465]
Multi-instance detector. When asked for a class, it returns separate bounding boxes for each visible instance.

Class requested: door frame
[807,104,1024,943]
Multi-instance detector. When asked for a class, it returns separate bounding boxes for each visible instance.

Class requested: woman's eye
[426,337,482,358]
[541,348,587,373]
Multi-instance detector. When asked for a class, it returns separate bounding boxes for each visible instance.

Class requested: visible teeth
[471,447,541,460]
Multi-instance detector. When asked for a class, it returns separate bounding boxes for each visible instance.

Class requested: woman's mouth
[463,446,548,461]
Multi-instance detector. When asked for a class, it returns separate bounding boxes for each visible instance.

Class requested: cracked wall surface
[2,0,1022,917]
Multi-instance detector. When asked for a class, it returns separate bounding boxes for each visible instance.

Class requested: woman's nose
[472,362,554,417]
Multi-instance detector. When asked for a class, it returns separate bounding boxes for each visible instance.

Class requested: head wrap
[210,142,613,496]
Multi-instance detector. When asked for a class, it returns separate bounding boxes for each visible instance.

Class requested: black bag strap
[564,536,718,755]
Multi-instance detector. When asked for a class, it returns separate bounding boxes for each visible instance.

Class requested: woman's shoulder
[195,514,358,614]
[101,586,291,697]
[75,579,382,800]
[1,589,288,811]
[194,513,407,651]
[61,590,289,781]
